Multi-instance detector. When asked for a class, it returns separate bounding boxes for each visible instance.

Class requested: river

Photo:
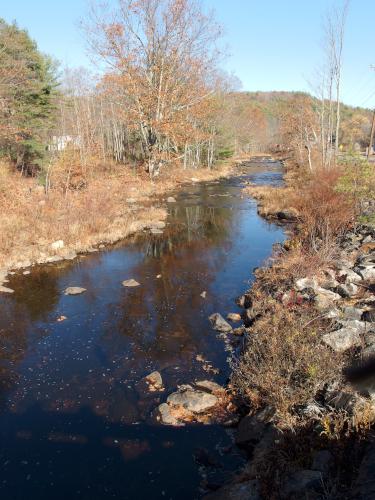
[0,157,284,500]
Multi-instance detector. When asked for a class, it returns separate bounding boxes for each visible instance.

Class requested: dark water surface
[0,158,284,500]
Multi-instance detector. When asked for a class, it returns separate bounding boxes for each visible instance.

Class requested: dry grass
[0,156,234,270]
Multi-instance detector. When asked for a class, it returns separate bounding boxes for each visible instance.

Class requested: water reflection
[0,158,284,499]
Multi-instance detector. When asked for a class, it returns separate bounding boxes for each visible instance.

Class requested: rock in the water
[282,470,322,498]
[194,380,223,393]
[209,313,233,333]
[167,196,176,203]
[64,286,86,295]
[51,239,64,250]
[0,285,14,293]
[122,279,140,287]
[200,291,207,298]
[204,479,261,500]
[144,371,163,391]
[167,388,218,414]
[157,403,180,426]
[227,312,242,322]
[322,325,362,352]
[315,287,341,310]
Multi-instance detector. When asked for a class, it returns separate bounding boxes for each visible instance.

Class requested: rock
[343,306,364,321]
[144,371,164,391]
[126,198,137,203]
[167,196,176,203]
[156,403,180,426]
[191,177,199,182]
[311,450,333,475]
[282,470,322,498]
[22,270,31,275]
[227,313,242,322]
[122,279,140,287]
[338,268,362,283]
[314,287,341,310]
[150,228,164,235]
[350,443,375,499]
[360,266,375,281]
[322,325,363,352]
[337,282,359,298]
[46,255,63,263]
[0,285,14,293]
[64,286,86,295]
[232,327,246,336]
[156,274,162,279]
[200,291,207,298]
[204,479,261,500]
[167,388,218,414]
[51,239,64,250]
[363,235,373,244]
[295,277,318,291]
[235,416,267,448]
[326,389,367,414]
[194,380,224,393]
[209,313,233,333]
[363,309,375,322]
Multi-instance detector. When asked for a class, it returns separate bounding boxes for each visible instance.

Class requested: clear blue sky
[2,0,374,107]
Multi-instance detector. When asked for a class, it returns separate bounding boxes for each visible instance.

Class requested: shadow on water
[0,158,284,499]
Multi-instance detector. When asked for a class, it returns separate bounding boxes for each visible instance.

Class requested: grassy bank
[0,158,236,273]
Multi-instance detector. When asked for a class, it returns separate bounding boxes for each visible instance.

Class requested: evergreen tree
[0,18,58,173]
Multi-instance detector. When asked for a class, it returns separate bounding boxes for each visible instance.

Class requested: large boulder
[322,322,366,352]
[209,313,233,333]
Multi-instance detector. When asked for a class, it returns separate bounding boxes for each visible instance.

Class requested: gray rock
[322,326,362,352]
[157,403,180,426]
[0,285,14,293]
[282,470,322,498]
[295,277,317,291]
[350,444,375,499]
[167,196,176,203]
[363,235,373,244]
[343,306,364,321]
[204,479,261,500]
[338,268,362,283]
[311,450,333,474]
[209,313,233,333]
[150,228,164,235]
[122,279,140,287]
[363,309,375,322]
[360,266,375,281]
[200,291,207,299]
[235,415,267,448]
[337,282,359,298]
[194,380,224,393]
[150,221,166,230]
[315,287,341,310]
[167,388,218,414]
[64,286,86,295]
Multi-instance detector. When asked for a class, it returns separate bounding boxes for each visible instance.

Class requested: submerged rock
[122,279,140,287]
[227,312,242,322]
[295,277,318,291]
[144,371,164,391]
[209,313,233,333]
[156,403,180,426]
[64,286,86,295]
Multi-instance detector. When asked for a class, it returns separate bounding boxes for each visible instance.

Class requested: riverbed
[0,157,284,499]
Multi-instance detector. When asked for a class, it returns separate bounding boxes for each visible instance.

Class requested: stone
[338,268,362,283]
[360,266,375,281]
[311,450,333,475]
[191,177,199,182]
[295,277,318,291]
[209,313,233,333]
[227,313,242,322]
[322,326,362,352]
[204,479,261,500]
[167,388,218,414]
[157,403,180,426]
[150,228,163,235]
[343,306,364,321]
[235,415,267,448]
[64,286,86,295]
[194,380,223,393]
[126,198,137,203]
[144,371,163,390]
[282,470,323,498]
[350,443,375,500]
[167,196,176,203]
[0,285,14,293]
[51,239,64,250]
[150,221,166,230]
[363,309,375,322]
[363,235,373,244]
[337,282,359,298]
[22,270,31,275]
[200,291,207,299]
[122,279,140,287]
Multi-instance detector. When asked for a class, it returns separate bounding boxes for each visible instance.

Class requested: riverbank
[0,158,242,288]
[209,158,375,499]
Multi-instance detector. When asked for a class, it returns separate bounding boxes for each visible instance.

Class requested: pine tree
[0,18,58,173]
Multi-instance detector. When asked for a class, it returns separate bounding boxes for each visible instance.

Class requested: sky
[1,0,375,108]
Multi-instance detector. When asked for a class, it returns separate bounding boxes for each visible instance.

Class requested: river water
[0,157,284,500]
